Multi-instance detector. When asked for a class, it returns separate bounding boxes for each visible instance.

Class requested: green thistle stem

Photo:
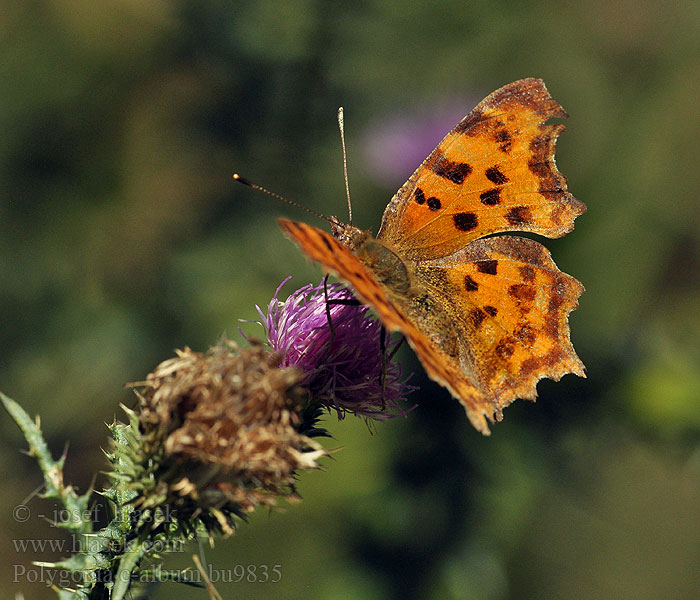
[0,393,92,534]
[109,421,139,532]
[1,393,166,598]
[112,538,152,600]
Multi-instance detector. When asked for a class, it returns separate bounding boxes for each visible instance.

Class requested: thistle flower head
[129,341,326,535]
[257,278,414,420]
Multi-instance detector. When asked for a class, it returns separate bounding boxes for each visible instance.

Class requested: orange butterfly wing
[416,236,585,412]
[377,78,585,260]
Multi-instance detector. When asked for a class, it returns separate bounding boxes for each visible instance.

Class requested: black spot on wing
[495,128,512,153]
[495,130,511,143]
[509,284,536,302]
[415,187,441,210]
[484,305,498,317]
[433,157,473,184]
[470,308,487,328]
[506,205,532,226]
[477,260,498,275]
[485,166,508,184]
[464,275,478,291]
[453,212,478,231]
[427,197,442,211]
[479,188,501,205]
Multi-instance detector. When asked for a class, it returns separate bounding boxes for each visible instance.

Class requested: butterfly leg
[378,329,406,408]
[387,334,405,361]
[379,325,387,408]
[322,274,362,356]
[323,274,336,349]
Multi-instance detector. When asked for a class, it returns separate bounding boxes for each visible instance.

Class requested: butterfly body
[278,78,586,434]
[355,238,411,294]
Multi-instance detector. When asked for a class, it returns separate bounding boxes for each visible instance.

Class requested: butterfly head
[329,215,370,251]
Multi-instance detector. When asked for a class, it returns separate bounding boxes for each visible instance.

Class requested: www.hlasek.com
[13,536,185,555]
[14,563,283,586]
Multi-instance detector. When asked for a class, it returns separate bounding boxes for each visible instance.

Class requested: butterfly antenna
[337,107,353,225]
[232,173,334,225]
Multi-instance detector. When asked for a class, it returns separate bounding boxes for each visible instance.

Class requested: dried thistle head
[127,340,326,534]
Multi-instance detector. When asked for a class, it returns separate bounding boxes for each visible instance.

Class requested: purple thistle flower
[256,278,414,420]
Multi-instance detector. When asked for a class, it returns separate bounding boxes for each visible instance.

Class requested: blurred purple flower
[362,98,477,188]
[256,278,414,420]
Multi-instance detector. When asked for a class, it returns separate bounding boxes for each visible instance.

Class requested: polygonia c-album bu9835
[277,78,586,434]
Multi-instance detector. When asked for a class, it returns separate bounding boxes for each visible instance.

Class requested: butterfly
[277,78,586,434]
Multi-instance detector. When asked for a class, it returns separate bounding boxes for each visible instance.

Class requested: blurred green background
[2,1,699,598]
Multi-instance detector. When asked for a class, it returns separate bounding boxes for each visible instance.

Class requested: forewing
[377,78,585,260]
